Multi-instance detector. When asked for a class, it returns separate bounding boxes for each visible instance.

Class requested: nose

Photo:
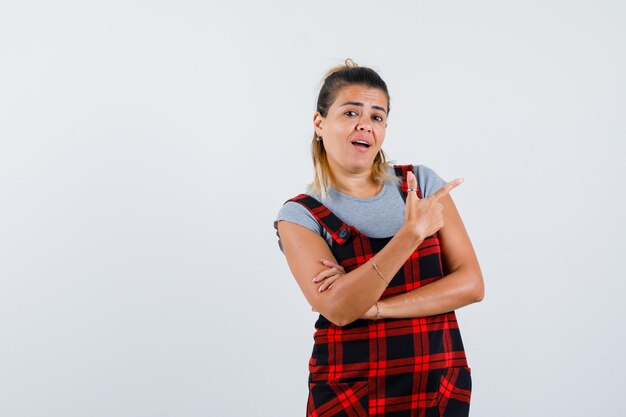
[356,119,372,133]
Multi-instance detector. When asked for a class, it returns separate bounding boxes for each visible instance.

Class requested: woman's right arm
[277,220,422,326]
[278,172,461,327]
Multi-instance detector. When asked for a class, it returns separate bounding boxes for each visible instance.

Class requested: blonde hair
[309,59,397,198]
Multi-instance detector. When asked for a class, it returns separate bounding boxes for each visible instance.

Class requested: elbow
[324,307,358,327]
[461,264,484,303]
[320,296,361,327]
[328,316,351,327]
[474,285,485,303]
[472,274,485,303]
[319,310,352,327]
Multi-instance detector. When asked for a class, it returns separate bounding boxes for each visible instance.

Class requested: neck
[329,165,382,198]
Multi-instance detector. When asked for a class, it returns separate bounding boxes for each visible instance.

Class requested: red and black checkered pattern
[286,165,472,417]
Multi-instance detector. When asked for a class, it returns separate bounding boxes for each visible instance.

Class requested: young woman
[275,60,484,417]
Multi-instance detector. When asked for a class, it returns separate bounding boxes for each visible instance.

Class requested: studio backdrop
[1,1,624,416]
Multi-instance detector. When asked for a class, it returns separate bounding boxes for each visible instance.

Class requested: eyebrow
[339,101,387,114]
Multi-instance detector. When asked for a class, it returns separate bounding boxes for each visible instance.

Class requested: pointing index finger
[431,178,464,202]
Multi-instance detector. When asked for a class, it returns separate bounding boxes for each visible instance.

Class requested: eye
[373,115,384,122]
[344,110,358,117]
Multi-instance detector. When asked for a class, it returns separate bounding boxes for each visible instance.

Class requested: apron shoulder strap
[393,164,424,201]
[284,194,353,245]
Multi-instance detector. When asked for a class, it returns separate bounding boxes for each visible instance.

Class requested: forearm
[324,226,423,326]
[377,265,484,319]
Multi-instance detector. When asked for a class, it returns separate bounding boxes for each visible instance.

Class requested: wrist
[398,225,424,248]
[375,302,383,320]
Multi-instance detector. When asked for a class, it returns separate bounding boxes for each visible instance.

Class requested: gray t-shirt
[275,165,446,249]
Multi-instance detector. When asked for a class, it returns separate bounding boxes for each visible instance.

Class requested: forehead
[331,85,388,111]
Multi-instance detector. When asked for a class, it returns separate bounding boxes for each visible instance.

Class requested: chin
[348,159,376,172]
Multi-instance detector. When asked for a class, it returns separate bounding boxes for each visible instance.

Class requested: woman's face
[314,85,388,175]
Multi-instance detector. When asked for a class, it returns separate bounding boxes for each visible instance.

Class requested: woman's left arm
[367,193,484,319]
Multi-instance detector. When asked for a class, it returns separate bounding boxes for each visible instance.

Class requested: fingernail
[313,276,318,282]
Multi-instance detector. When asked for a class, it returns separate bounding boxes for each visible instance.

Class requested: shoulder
[275,197,324,244]
[412,164,447,198]
[388,163,447,198]
[413,164,447,198]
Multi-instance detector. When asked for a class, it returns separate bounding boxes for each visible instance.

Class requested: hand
[404,171,463,241]
[312,259,346,292]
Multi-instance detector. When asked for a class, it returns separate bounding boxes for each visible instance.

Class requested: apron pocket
[437,366,472,417]
[307,380,368,417]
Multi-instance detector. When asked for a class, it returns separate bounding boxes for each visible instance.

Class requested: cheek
[327,121,353,138]
[375,127,386,142]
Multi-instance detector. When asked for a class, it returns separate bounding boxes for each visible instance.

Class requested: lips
[350,138,372,148]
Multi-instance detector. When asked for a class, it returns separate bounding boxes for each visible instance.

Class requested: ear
[313,112,324,137]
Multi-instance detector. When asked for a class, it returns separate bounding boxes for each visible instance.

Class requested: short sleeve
[414,165,446,198]
[274,201,324,253]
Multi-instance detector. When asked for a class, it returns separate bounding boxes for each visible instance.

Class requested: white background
[1,1,625,416]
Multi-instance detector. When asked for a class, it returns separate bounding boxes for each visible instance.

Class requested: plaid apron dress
[286,165,472,417]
